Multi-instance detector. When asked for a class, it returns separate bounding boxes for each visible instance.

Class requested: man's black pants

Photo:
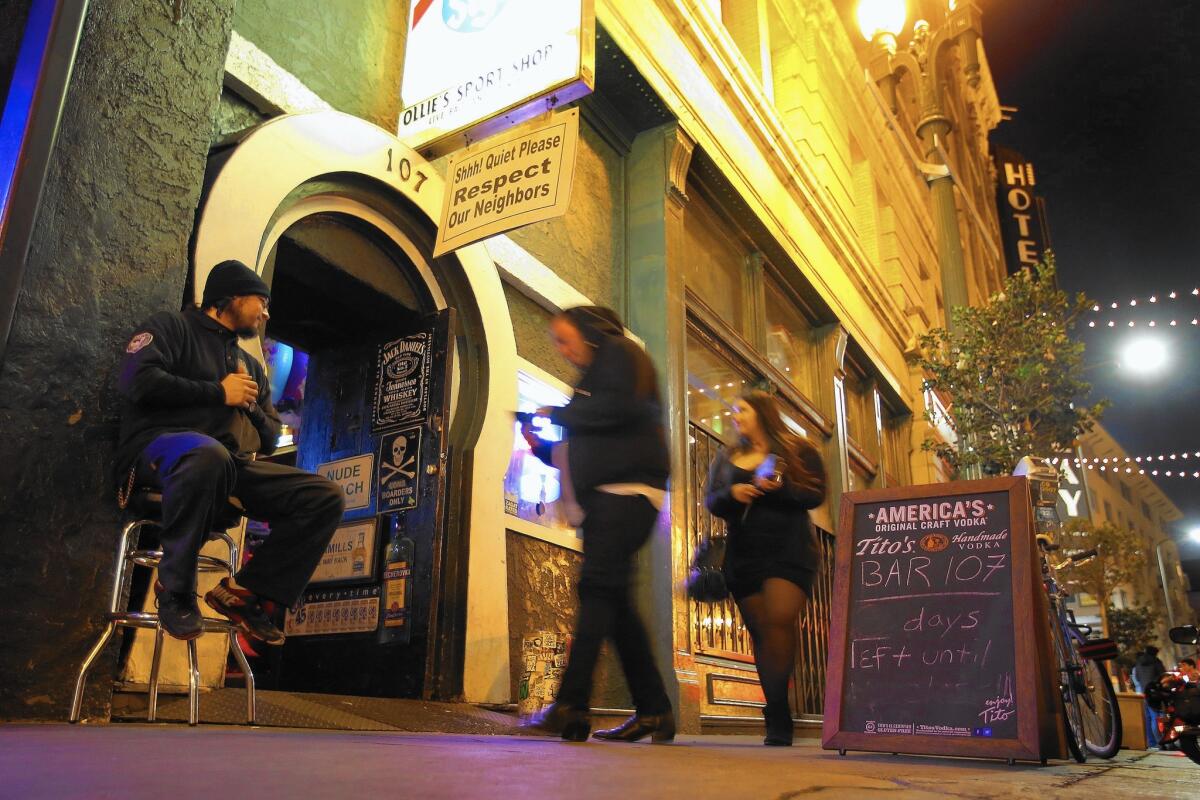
[136,432,344,605]
[556,492,671,715]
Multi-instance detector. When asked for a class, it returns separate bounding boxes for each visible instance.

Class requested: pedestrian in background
[522,306,674,743]
[705,391,826,745]
[1133,645,1167,747]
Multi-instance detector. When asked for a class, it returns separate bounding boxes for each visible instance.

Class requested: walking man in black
[521,306,675,742]
[115,260,343,643]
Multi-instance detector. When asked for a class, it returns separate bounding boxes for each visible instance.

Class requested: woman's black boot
[592,710,676,743]
[763,703,794,746]
[521,702,592,741]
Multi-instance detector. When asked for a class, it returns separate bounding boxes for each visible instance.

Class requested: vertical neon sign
[0,0,55,237]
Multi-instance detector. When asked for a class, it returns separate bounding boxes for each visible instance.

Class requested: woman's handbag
[686,533,729,602]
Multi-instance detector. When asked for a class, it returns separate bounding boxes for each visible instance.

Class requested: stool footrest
[128,550,234,573]
[106,611,239,634]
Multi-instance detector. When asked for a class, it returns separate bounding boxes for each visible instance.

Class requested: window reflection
[763,279,818,403]
[686,329,751,436]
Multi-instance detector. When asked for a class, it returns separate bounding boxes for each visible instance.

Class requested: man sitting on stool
[114,260,343,643]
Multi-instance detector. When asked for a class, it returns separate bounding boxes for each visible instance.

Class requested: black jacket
[704,443,826,522]
[114,307,280,480]
[548,336,669,496]
[1133,653,1167,692]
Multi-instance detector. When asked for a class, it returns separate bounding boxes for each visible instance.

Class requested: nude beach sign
[823,477,1061,763]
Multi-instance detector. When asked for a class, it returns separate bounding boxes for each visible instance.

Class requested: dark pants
[556,492,671,716]
[136,432,344,605]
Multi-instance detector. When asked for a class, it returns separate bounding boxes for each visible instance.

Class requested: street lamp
[1154,538,1181,657]
[1120,336,1169,375]
[859,0,983,332]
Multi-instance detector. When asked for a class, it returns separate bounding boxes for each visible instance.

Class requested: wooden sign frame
[822,476,1052,762]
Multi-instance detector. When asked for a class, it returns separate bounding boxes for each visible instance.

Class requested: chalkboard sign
[371,329,432,434]
[823,477,1054,762]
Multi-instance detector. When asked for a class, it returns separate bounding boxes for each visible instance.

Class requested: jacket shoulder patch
[126,332,154,354]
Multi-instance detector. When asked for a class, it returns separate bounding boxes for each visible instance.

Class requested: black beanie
[202,260,271,308]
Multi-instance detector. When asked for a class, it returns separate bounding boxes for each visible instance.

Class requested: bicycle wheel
[1075,655,1121,758]
[1048,609,1086,762]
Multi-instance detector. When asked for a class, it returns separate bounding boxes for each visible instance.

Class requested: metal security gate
[688,424,753,658]
[687,421,835,717]
[795,526,834,716]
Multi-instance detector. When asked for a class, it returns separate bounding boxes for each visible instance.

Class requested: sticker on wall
[316,453,374,512]
[372,331,432,434]
[308,519,378,585]
[285,585,381,637]
[377,426,423,513]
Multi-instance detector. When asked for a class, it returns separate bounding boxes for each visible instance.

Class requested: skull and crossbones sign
[380,434,416,485]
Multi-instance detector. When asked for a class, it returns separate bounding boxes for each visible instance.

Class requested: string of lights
[1047,454,1200,478]
[1085,287,1199,314]
[1086,464,1200,479]
[1052,452,1200,465]
[1086,318,1198,328]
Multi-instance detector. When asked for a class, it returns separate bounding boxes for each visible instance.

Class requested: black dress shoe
[763,705,794,746]
[592,710,676,743]
[520,702,591,741]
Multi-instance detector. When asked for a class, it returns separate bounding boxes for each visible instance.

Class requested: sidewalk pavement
[2,724,1197,800]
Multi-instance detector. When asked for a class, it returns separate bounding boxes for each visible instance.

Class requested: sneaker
[153,580,204,641]
[204,578,285,645]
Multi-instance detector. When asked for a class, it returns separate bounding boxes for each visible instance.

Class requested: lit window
[503,371,575,533]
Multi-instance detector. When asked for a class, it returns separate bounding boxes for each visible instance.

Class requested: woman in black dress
[522,306,674,743]
[705,391,827,745]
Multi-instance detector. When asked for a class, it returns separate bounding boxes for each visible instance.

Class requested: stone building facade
[0,0,1007,727]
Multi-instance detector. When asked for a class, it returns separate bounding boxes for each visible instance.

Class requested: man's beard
[235,325,259,339]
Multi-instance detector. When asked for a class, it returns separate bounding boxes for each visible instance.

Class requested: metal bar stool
[69,491,256,726]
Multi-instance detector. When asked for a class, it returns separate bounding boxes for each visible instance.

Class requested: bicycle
[1036,535,1122,761]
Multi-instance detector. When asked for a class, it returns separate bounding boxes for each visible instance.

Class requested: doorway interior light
[1119,336,1168,375]
[857,0,907,41]
[1189,526,1200,544]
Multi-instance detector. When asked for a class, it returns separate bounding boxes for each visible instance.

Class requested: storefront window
[682,192,747,334]
[882,413,912,486]
[503,371,574,533]
[846,461,872,493]
[686,326,753,436]
[763,278,819,403]
[843,366,878,462]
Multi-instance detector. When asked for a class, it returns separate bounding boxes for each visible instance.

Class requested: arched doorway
[188,111,516,701]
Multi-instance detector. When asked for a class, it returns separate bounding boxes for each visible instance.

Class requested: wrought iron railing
[795,526,835,717]
[687,421,835,717]
[688,423,753,658]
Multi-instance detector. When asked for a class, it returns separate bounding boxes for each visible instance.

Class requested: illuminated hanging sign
[1057,459,1087,519]
[994,146,1052,275]
[398,0,594,155]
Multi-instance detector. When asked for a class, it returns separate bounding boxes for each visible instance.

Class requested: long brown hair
[733,390,821,485]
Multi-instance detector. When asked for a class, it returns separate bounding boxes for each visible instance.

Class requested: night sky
[979,0,1200,582]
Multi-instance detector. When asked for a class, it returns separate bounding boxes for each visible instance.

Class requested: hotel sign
[398,0,594,154]
[994,146,1051,275]
[1056,458,1089,520]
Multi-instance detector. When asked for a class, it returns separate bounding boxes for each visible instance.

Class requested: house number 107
[386,148,428,193]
